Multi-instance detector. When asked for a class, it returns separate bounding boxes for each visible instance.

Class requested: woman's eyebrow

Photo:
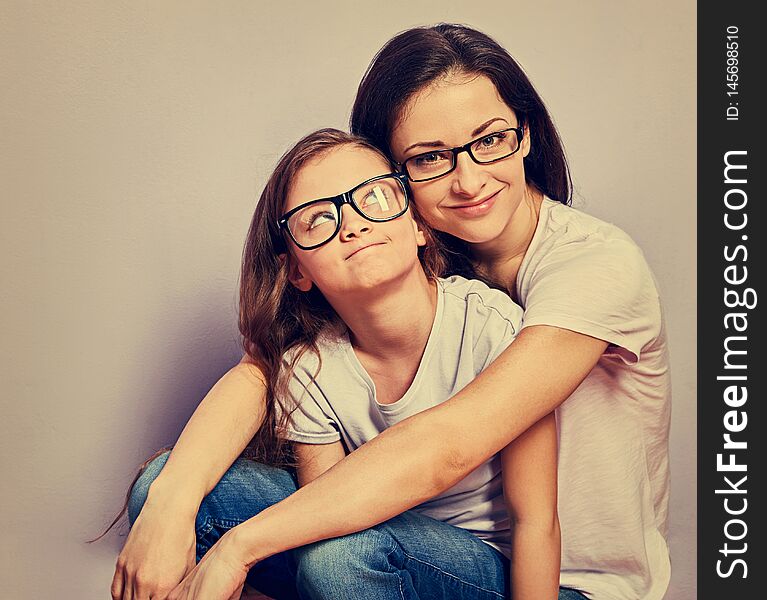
[402,117,510,154]
[471,117,509,137]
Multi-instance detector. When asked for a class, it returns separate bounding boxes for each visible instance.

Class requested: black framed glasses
[398,126,524,183]
[277,172,410,250]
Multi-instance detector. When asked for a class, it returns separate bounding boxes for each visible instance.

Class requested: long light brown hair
[89,128,447,543]
[239,128,447,467]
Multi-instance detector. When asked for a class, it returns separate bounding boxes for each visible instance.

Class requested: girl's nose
[339,205,372,240]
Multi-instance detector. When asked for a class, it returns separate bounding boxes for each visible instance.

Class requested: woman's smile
[445,187,504,218]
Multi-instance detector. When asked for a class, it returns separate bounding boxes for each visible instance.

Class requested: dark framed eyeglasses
[277,172,410,250]
[397,126,524,183]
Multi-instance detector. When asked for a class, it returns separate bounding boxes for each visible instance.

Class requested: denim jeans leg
[295,510,508,600]
[127,450,301,600]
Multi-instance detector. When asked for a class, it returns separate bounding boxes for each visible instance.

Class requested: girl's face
[283,145,426,299]
[389,73,532,246]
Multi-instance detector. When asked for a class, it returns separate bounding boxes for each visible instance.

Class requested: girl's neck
[336,268,438,364]
[471,186,544,299]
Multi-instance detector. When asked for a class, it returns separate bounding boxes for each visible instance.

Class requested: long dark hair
[350,23,572,206]
[239,128,447,466]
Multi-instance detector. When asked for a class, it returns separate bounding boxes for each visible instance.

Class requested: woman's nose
[450,152,487,197]
[339,205,372,240]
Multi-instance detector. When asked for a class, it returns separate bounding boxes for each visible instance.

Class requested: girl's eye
[359,186,389,212]
[303,209,336,230]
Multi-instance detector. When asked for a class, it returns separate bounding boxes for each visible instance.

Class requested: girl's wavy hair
[89,128,447,543]
[350,24,573,279]
[239,128,446,466]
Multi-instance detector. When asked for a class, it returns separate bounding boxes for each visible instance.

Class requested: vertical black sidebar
[698,1,765,598]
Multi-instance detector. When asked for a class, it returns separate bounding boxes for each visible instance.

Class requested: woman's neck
[471,186,544,299]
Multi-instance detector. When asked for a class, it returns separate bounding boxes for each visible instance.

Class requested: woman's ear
[521,124,532,158]
[281,253,313,292]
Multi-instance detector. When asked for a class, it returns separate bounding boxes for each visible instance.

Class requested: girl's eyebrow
[401,118,510,154]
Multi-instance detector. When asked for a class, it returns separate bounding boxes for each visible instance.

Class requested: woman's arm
[230,325,606,564]
[501,412,560,600]
[111,357,268,600]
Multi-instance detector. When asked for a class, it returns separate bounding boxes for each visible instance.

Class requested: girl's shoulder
[439,275,523,331]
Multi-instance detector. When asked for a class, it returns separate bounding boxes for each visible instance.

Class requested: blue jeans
[128,451,587,600]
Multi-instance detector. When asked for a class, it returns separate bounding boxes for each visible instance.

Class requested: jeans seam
[385,544,406,600]
[401,550,505,599]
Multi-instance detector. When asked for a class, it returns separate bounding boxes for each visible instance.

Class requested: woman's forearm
[146,360,268,511]
[231,326,605,564]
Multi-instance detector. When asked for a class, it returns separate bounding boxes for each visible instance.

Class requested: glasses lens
[352,177,407,220]
[404,150,455,181]
[287,201,339,248]
[470,130,519,163]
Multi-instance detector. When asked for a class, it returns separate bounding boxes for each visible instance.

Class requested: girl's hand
[111,505,197,600]
[168,531,251,600]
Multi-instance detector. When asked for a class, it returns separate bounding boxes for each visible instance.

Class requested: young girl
[114,128,559,600]
[114,24,670,600]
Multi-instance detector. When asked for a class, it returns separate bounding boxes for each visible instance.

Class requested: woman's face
[283,145,426,300]
[389,73,531,246]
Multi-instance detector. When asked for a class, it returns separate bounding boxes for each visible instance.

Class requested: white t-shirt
[517,198,672,600]
[282,276,523,556]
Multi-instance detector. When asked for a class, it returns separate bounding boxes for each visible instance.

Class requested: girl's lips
[447,189,501,217]
[345,242,386,260]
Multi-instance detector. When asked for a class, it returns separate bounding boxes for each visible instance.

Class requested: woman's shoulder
[542,198,637,246]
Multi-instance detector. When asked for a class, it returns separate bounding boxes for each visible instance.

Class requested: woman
[112,24,670,600]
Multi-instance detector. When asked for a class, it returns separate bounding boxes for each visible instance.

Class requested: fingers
[167,581,184,600]
[110,564,125,600]
[227,583,245,600]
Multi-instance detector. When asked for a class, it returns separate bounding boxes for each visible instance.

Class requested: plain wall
[0,1,696,598]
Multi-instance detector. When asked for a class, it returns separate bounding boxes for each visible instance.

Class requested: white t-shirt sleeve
[279,367,342,445]
[460,280,523,372]
[520,236,662,364]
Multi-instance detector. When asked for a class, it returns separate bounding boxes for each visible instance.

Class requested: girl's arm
[229,325,606,564]
[111,357,268,600]
[294,442,347,486]
[501,412,560,600]
[142,356,267,505]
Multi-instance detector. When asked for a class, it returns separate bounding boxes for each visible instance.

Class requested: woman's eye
[477,132,506,149]
[413,152,447,166]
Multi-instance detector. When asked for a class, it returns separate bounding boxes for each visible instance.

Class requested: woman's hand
[111,502,197,600]
[168,530,251,600]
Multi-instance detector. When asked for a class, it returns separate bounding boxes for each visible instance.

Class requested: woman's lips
[446,189,501,217]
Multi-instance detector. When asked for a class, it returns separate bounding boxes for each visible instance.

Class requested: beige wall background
[0,1,696,598]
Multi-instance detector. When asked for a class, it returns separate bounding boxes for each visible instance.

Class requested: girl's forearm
[146,361,267,511]
[510,520,561,600]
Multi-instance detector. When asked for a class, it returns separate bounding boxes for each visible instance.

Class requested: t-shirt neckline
[342,279,445,413]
